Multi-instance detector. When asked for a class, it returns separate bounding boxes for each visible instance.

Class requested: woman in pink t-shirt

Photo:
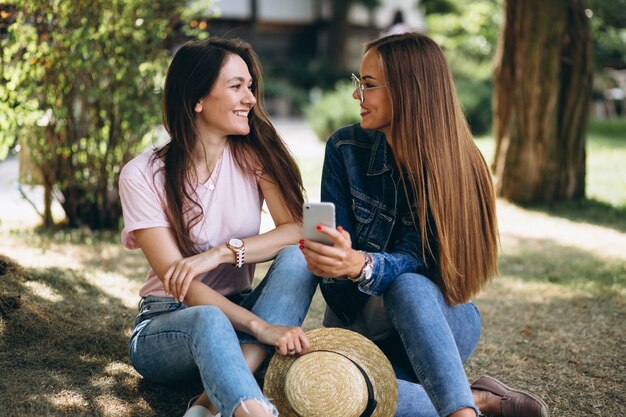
[119,38,317,417]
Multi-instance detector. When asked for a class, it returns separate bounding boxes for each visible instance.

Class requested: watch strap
[350,250,373,283]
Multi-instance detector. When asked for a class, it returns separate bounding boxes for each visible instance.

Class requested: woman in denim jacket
[301,33,548,417]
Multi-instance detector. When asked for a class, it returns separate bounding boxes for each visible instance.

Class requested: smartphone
[303,202,336,245]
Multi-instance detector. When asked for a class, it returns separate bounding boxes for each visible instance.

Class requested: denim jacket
[319,124,436,324]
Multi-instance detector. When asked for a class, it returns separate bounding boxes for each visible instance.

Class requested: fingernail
[316,225,322,230]
[299,245,303,250]
[299,240,304,244]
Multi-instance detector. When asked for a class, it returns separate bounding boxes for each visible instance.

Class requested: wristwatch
[226,238,245,268]
[351,250,374,283]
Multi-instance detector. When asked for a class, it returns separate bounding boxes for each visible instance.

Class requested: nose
[243,87,256,107]
[352,88,360,102]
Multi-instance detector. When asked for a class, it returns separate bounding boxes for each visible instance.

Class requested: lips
[360,106,370,117]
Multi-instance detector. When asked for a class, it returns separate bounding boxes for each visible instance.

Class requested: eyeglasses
[351,73,387,103]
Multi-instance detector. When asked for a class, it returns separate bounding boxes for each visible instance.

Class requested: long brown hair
[366,33,498,305]
[156,38,304,257]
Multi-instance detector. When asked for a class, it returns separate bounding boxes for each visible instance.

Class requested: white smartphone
[303,202,336,245]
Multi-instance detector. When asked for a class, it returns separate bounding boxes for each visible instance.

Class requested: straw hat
[263,328,397,417]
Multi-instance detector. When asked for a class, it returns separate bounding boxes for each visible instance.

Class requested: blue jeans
[128,246,318,417]
[381,273,482,417]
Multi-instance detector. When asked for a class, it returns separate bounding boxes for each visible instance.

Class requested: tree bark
[329,0,351,70]
[492,0,593,203]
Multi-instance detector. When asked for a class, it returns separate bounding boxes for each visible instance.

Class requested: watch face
[228,238,243,249]
[363,263,374,280]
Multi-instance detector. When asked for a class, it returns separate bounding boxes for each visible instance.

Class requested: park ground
[0,118,625,416]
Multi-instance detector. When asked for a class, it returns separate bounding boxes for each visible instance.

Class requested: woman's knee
[187,305,231,334]
[275,244,304,264]
[269,245,316,286]
[130,306,231,383]
[383,273,446,322]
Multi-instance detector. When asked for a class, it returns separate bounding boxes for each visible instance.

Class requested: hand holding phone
[303,202,335,245]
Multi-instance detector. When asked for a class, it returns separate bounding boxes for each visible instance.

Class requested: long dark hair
[155,37,304,257]
[366,33,498,305]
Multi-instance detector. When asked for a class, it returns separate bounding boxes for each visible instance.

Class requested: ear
[194,102,203,113]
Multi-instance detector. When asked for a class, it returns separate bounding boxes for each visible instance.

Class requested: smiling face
[194,53,256,140]
[355,49,393,139]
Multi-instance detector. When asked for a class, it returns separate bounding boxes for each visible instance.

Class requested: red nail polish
[316,225,322,230]
[299,245,304,250]
[299,240,304,244]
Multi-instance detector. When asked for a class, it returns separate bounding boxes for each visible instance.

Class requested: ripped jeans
[128,246,318,417]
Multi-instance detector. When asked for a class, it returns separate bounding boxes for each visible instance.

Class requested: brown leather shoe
[471,375,549,417]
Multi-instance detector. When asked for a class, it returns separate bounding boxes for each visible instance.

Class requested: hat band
[318,350,378,417]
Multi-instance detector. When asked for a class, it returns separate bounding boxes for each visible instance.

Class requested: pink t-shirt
[118,142,262,297]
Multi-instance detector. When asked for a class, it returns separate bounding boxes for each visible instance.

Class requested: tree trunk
[329,0,351,70]
[42,183,54,228]
[492,0,593,204]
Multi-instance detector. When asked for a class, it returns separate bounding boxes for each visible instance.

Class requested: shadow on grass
[0,255,198,417]
[497,235,626,293]
[523,199,626,234]
[5,227,150,286]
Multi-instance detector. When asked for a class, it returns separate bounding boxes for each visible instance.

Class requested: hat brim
[263,327,398,417]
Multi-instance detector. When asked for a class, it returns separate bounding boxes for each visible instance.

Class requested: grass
[586,119,626,207]
[1,118,626,416]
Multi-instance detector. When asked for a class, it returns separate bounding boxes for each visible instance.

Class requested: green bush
[0,0,214,229]
[456,75,493,135]
[305,82,360,141]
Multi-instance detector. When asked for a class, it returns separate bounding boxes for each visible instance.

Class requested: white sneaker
[182,405,213,417]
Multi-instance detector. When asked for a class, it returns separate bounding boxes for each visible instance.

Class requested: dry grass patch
[469,279,625,416]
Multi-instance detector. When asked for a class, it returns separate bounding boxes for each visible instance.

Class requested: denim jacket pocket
[351,194,377,244]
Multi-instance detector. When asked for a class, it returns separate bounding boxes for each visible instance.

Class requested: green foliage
[455,75,493,136]
[588,0,626,70]
[305,81,360,141]
[420,0,458,16]
[425,0,501,135]
[0,0,214,229]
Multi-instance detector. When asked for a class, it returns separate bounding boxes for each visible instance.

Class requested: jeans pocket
[134,297,184,327]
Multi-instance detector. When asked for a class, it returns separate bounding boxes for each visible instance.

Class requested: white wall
[215,0,318,23]
[214,0,251,19]
[258,0,317,23]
